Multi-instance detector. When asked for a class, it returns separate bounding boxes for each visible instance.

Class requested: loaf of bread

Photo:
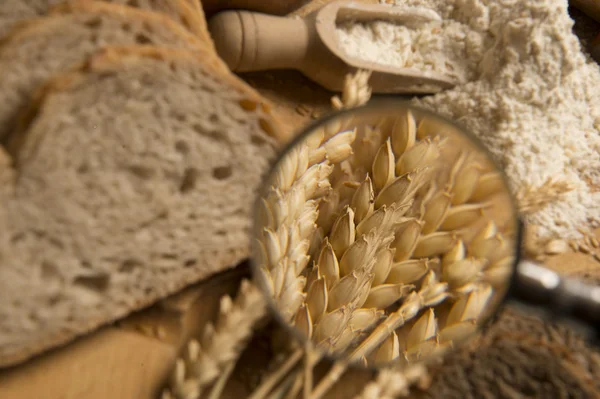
[0,0,206,141]
[0,45,281,367]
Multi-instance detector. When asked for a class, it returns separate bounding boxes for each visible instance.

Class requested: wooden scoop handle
[208,11,311,72]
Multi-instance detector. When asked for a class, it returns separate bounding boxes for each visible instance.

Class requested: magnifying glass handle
[509,261,600,343]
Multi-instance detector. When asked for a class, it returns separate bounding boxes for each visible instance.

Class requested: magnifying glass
[251,100,600,374]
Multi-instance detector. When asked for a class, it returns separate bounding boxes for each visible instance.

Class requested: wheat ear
[306,119,517,398]
[256,126,360,322]
[515,177,575,214]
[294,113,447,360]
[249,70,374,399]
[249,139,356,399]
[308,271,448,399]
[331,70,372,110]
[162,280,266,399]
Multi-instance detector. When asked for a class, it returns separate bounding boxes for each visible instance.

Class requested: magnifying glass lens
[252,103,518,368]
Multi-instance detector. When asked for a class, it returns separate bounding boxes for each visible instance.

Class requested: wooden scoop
[207,1,458,94]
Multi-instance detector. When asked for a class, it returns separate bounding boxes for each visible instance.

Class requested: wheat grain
[469,233,511,264]
[162,280,265,399]
[372,138,396,190]
[350,175,375,223]
[389,219,424,262]
[373,331,401,364]
[313,306,353,345]
[372,247,396,286]
[450,160,483,205]
[327,268,373,311]
[421,190,453,234]
[356,204,413,238]
[579,243,592,254]
[403,308,438,361]
[375,169,429,209]
[544,239,570,255]
[469,171,505,202]
[391,110,417,155]
[440,202,489,231]
[395,137,442,176]
[363,283,415,309]
[437,283,493,344]
[413,231,457,258]
[329,206,356,257]
[386,259,431,284]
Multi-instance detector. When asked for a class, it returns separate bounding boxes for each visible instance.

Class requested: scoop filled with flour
[336,18,479,83]
[340,0,600,240]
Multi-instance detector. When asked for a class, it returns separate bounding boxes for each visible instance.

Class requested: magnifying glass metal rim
[250,99,526,370]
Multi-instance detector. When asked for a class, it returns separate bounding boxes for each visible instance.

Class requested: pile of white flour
[342,0,600,239]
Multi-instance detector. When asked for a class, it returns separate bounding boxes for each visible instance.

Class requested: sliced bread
[0,45,281,367]
[0,0,52,38]
[0,1,208,142]
[50,0,212,43]
[0,0,208,39]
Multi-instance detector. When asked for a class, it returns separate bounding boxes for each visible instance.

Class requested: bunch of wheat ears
[163,71,517,399]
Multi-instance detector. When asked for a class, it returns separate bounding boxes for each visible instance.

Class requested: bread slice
[0,0,208,40]
[0,45,281,368]
[50,0,212,44]
[0,1,211,142]
[0,0,49,38]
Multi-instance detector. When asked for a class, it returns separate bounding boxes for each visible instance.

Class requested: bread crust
[0,0,210,42]
[49,0,214,45]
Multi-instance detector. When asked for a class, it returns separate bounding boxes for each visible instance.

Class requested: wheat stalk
[162,280,266,399]
[353,364,427,399]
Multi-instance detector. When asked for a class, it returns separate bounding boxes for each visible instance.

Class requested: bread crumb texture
[0,47,279,366]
